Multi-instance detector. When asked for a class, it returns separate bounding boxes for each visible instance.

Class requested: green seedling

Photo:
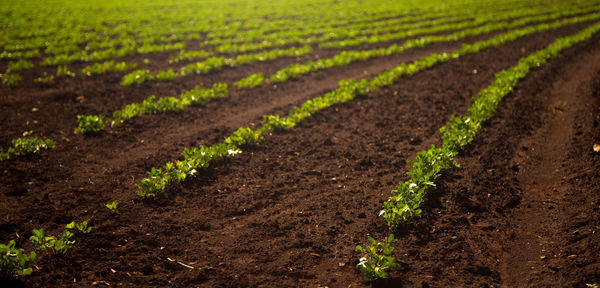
[75,115,106,133]
[56,65,75,78]
[1,137,56,161]
[65,220,92,234]
[7,59,34,72]
[1,73,22,87]
[105,201,119,214]
[355,234,401,283]
[30,229,74,254]
[234,72,264,89]
[34,75,54,83]
[0,240,36,278]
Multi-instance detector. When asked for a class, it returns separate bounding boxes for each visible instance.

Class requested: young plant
[135,167,170,198]
[136,143,240,197]
[82,60,137,76]
[105,201,118,214]
[381,20,600,229]
[7,59,34,72]
[0,151,8,161]
[121,69,154,86]
[56,65,75,78]
[1,137,57,161]
[0,240,36,278]
[234,72,264,89]
[30,229,74,255]
[168,49,211,63]
[75,115,105,133]
[65,221,92,234]
[10,137,56,155]
[224,127,263,146]
[33,75,54,83]
[155,68,177,81]
[355,234,401,283]
[1,73,22,87]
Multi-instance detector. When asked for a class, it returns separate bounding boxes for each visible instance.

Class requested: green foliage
[355,234,401,283]
[65,221,92,234]
[439,115,480,151]
[29,221,91,255]
[121,69,153,86]
[136,143,240,197]
[176,56,228,77]
[0,49,40,61]
[0,240,36,278]
[2,73,22,86]
[380,18,600,229]
[9,138,56,155]
[0,0,593,81]
[41,41,183,67]
[33,75,54,83]
[105,201,118,214]
[135,167,170,197]
[381,146,457,227]
[56,65,75,78]
[30,229,74,254]
[234,72,264,89]
[7,59,34,72]
[137,10,600,203]
[155,68,177,81]
[1,137,56,161]
[72,83,229,130]
[262,114,295,130]
[124,46,311,86]
[82,60,137,76]
[263,79,374,130]
[224,127,263,146]
[268,8,600,85]
[75,115,106,134]
[169,49,211,63]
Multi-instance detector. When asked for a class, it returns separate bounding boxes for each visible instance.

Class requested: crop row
[209,1,599,55]
[0,0,449,64]
[0,221,92,279]
[202,0,552,53]
[118,6,600,89]
[358,20,600,282]
[132,14,589,197]
[151,0,597,67]
[2,0,589,88]
[246,9,600,86]
[168,11,472,63]
[0,0,570,70]
[121,45,312,86]
[0,137,56,161]
[76,11,596,134]
[319,3,600,49]
[29,6,600,161]
[381,19,600,229]
[75,83,228,133]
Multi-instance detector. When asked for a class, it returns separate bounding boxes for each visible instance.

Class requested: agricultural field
[1,0,600,286]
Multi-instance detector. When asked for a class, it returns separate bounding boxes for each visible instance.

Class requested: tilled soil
[1,20,599,287]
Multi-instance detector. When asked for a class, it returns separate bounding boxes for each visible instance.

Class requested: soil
[1,19,599,287]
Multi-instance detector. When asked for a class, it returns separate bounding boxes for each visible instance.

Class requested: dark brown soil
[1,20,599,287]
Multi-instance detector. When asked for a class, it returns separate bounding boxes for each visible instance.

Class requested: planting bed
[1,0,600,287]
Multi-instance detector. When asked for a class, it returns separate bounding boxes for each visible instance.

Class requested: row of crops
[1,0,596,85]
[1,0,600,284]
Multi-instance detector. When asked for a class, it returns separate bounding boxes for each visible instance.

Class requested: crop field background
[1,0,600,286]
